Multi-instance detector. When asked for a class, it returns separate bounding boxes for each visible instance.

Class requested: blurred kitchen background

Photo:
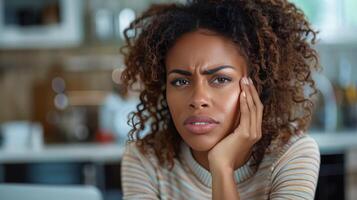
[0,0,356,200]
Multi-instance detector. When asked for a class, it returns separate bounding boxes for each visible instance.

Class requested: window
[290,0,357,44]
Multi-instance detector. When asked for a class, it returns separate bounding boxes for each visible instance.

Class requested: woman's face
[165,29,247,152]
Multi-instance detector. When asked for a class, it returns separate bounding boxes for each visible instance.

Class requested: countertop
[0,131,356,164]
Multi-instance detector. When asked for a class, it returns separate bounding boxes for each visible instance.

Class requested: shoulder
[278,133,320,161]
[262,132,320,173]
[121,142,161,187]
[267,133,321,199]
[121,142,162,198]
[268,132,319,158]
[270,132,320,176]
[122,141,159,167]
[121,141,162,179]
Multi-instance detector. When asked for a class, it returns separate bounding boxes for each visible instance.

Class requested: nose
[189,83,210,109]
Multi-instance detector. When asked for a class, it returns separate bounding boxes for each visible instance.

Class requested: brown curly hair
[120,0,319,169]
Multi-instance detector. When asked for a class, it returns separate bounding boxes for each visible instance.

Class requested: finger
[248,78,260,104]
[243,77,257,140]
[248,78,263,139]
[237,77,250,133]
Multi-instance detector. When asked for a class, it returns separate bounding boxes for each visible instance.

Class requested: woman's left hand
[208,77,264,172]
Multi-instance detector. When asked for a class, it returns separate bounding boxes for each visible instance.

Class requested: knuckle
[251,106,257,112]
[252,133,258,140]
[257,134,262,140]
[257,102,263,109]
[241,132,250,139]
[257,130,262,137]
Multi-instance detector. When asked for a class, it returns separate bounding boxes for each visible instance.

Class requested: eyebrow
[167,65,236,76]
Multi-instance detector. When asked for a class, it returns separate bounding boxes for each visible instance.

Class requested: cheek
[215,85,240,118]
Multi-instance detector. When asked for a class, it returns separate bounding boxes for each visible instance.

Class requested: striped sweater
[121,133,320,199]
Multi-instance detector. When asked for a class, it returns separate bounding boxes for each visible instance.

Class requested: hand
[208,77,263,172]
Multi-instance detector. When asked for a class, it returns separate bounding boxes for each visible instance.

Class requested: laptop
[0,183,103,200]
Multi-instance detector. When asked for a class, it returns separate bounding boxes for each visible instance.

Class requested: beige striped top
[121,133,320,199]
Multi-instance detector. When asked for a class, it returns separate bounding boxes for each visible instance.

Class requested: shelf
[1,131,357,164]
[0,143,124,164]
[310,131,357,154]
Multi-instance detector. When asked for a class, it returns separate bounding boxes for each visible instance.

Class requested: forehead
[165,29,246,71]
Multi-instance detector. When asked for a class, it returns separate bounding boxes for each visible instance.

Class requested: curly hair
[120,0,319,169]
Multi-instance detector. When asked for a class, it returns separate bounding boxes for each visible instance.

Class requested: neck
[191,149,211,171]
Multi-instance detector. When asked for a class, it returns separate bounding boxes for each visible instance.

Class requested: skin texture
[209,76,263,199]
[166,30,246,169]
[166,29,264,199]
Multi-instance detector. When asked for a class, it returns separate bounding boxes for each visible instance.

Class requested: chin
[182,135,220,152]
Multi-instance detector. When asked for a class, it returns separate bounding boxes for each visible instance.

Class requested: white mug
[0,121,43,152]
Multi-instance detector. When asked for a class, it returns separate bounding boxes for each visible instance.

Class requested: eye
[211,76,232,85]
[170,78,190,87]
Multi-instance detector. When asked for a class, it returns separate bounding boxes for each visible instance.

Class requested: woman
[120,0,320,199]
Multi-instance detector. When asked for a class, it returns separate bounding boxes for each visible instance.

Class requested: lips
[183,116,219,134]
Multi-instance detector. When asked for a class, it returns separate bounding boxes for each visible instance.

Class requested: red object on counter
[95,129,115,143]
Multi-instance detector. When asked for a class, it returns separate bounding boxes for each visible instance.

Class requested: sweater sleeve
[269,135,320,200]
[121,143,160,200]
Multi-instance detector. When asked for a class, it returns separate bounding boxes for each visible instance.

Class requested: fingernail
[242,91,246,98]
[249,78,253,84]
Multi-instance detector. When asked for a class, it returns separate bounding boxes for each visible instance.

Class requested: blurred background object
[0,0,356,200]
[0,0,83,48]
